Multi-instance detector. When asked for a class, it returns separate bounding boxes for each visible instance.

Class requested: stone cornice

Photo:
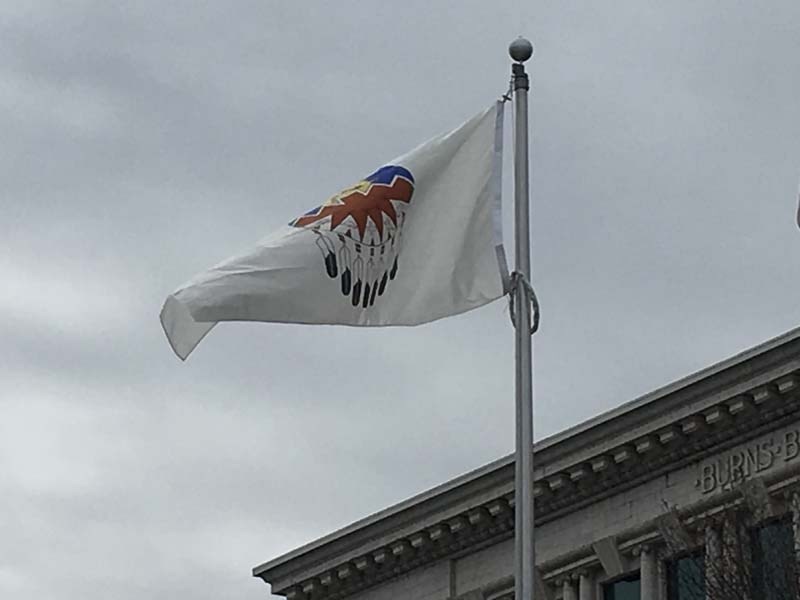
[254,328,800,599]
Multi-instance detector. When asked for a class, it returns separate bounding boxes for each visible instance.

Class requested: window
[603,573,640,600]
[752,518,797,600]
[667,553,704,600]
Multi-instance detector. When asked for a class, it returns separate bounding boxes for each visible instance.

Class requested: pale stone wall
[336,417,800,600]
[254,334,800,600]
[454,539,513,595]
[345,561,450,600]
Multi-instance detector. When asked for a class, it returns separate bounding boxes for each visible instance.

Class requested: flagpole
[509,37,535,600]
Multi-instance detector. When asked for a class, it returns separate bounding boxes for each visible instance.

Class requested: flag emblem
[160,103,505,361]
[289,165,415,308]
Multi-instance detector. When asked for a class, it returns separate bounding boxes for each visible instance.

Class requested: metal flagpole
[509,37,536,600]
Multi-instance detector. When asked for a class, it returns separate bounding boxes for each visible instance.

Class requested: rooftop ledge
[253,325,800,589]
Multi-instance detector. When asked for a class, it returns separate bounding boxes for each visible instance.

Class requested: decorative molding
[258,364,800,600]
[592,537,625,578]
[739,477,773,522]
[534,567,553,600]
[655,508,692,556]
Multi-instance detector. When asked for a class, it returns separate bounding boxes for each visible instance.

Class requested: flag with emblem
[160,102,508,360]
[796,177,800,229]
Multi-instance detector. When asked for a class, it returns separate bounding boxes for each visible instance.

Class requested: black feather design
[352,280,362,306]
[369,281,378,306]
[362,283,371,308]
[324,252,337,278]
[378,272,388,296]
[341,268,352,295]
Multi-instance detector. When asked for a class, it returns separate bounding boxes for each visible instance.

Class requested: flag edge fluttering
[160,101,508,360]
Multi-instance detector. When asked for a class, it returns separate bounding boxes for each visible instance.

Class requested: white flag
[796,178,800,229]
[161,102,508,360]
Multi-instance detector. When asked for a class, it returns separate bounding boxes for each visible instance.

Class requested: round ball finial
[509,37,534,63]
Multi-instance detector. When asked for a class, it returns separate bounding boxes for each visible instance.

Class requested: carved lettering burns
[695,428,800,494]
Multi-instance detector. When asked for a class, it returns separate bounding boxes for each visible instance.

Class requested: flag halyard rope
[508,271,540,334]
[500,79,513,103]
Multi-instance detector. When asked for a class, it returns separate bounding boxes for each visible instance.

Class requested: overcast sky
[2,2,800,599]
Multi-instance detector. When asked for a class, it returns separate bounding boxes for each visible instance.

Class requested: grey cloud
[3,1,800,599]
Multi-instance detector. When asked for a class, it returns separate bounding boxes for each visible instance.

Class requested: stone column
[656,550,668,600]
[704,524,721,600]
[562,577,578,600]
[640,545,658,600]
[789,490,800,592]
[722,514,750,598]
[578,570,593,600]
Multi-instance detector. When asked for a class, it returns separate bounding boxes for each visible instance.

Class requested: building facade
[254,328,800,600]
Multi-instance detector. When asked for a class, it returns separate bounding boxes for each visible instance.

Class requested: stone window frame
[601,570,641,600]
[664,549,704,600]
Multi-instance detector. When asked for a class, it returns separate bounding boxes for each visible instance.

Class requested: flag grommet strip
[508,271,540,334]
[492,100,511,294]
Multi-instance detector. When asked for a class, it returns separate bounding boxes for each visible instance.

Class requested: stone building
[253,328,800,600]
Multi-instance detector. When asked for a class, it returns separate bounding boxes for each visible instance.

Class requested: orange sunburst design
[290,166,415,242]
